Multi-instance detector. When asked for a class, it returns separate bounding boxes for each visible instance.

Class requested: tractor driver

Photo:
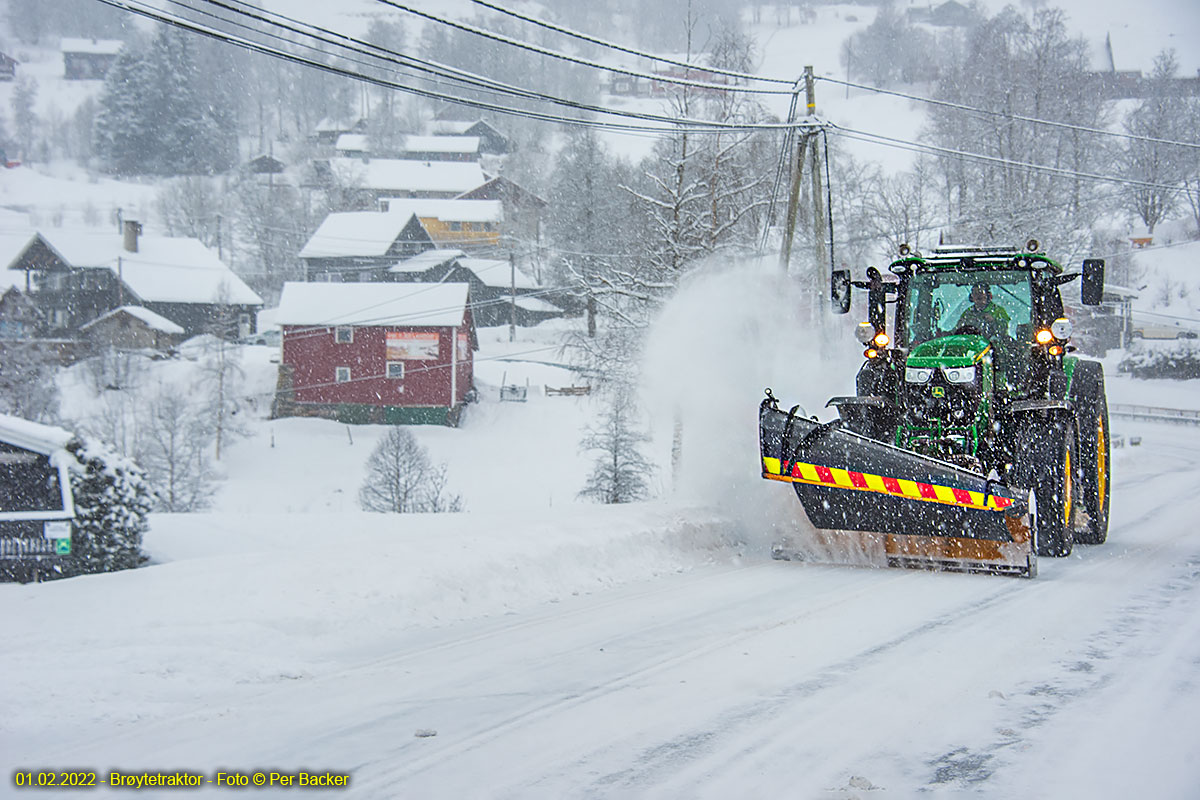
[956,282,1011,341]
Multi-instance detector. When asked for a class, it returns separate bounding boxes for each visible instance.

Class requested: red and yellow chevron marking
[761,456,1014,512]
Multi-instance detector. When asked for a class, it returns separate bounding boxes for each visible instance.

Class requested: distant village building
[61,38,122,80]
[429,120,510,154]
[456,176,546,249]
[0,52,18,82]
[0,286,40,339]
[324,158,489,207]
[335,133,369,158]
[273,281,476,426]
[376,199,503,252]
[0,414,76,577]
[299,210,435,281]
[388,250,562,327]
[399,135,481,162]
[313,116,367,146]
[79,305,185,352]
[6,222,262,338]
[906,0,977,27]
[246,154,286,175]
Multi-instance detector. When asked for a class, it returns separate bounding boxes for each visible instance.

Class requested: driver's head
[970,282,992,309]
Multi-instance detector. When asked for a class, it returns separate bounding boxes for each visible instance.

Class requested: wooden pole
[778,133,809,272]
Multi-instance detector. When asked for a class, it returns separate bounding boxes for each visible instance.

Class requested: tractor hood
[906,334,992,369]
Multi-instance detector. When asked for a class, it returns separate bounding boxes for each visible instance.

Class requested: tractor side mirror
[831,269,851,314]
[1081,259,1105,306]
[866,266,887,333]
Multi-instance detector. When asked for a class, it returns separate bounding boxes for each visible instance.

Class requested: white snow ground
[4,258,1200,797]
[2,2,1199,796]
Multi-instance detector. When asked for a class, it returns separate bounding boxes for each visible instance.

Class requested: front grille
[904,376,980,424]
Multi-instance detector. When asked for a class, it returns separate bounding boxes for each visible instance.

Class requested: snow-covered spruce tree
[93,27,236,176]
[9,75,37,163]
[578,382,657,505]
[60,436,154,577]
[92,41,157,176]
[0,342,60,422]
[359,427,463,513]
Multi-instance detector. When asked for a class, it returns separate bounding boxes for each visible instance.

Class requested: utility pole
[509,251,516,342]
[779,66,818,272]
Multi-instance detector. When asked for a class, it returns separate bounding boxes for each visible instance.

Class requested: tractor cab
[834,243,1104,467]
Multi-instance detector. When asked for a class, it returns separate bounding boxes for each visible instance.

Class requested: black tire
[1070,361,1111,545]
[1011,414,1076,557]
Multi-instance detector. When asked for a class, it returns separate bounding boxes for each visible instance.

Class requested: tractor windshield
[905,270,1033,348]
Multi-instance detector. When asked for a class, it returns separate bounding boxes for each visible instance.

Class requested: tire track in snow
[348,567,915,796]
[569,435,1200,797]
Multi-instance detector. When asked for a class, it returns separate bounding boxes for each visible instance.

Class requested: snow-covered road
[5,421,1200,798]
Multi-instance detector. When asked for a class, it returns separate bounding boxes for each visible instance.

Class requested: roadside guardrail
[1110,403,1200,426]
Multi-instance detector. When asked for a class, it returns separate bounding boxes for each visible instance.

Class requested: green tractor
[759,243,1110,577]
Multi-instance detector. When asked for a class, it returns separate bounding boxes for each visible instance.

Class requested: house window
[359,270,374,282]
[386,361,404,379]
[51,309,67,328]
[449,221,462,231]
[335,367,351,383]
[335,326,353,344]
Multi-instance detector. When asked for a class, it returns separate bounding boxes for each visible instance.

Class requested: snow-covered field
[4,258,1200,797]
[2,1,1200,796]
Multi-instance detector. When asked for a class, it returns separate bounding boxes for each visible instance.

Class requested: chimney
[123,220,141,253]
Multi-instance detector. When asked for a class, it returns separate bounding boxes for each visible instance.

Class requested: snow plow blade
[760,391,1036,578]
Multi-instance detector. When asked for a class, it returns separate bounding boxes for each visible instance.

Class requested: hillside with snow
[2,0,1200,796]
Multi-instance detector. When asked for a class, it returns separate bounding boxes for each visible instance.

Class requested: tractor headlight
[943,366,977,384]
[1050,318,1073,340]
[905,366,934,383]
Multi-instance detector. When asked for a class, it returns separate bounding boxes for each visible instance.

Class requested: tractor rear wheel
[1012,415,1076,558]
[1070,362,1111,545]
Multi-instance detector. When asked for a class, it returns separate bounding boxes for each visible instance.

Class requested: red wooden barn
[272,282,476,425]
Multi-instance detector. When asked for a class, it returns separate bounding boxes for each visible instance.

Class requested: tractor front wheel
[1012,415,1076,558]
[1071,362,1111,545]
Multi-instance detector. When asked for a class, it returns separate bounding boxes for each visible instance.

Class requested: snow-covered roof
[513,296,560,313]
[25,232,262,306]
[299,212,420,259]
[429,120,476,135]
[402,135,480,154]
[60,38,123,55]
[0,413,73,455]
[80,305,186,335]
[335,133,368,153]
[276,282,471,328]
[459,257,539,289]
[328,158,487,195]
[316,116,363,133]
[388,249,465,275]
[379,199,503,223]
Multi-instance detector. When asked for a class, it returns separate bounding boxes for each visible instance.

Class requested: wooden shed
[272,282,476,426]
[79,305,185,352]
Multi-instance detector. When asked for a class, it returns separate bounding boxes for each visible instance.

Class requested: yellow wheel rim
[1097,416,1107,513]
[1064,447,1073,528]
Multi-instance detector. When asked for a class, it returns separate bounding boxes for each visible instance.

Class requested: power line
[817,76,1200,152]
[378,0,797,96]
[181,0,791,135]
[96,0,798,136]
[465,0,795,86]
[830,123,1190,194]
